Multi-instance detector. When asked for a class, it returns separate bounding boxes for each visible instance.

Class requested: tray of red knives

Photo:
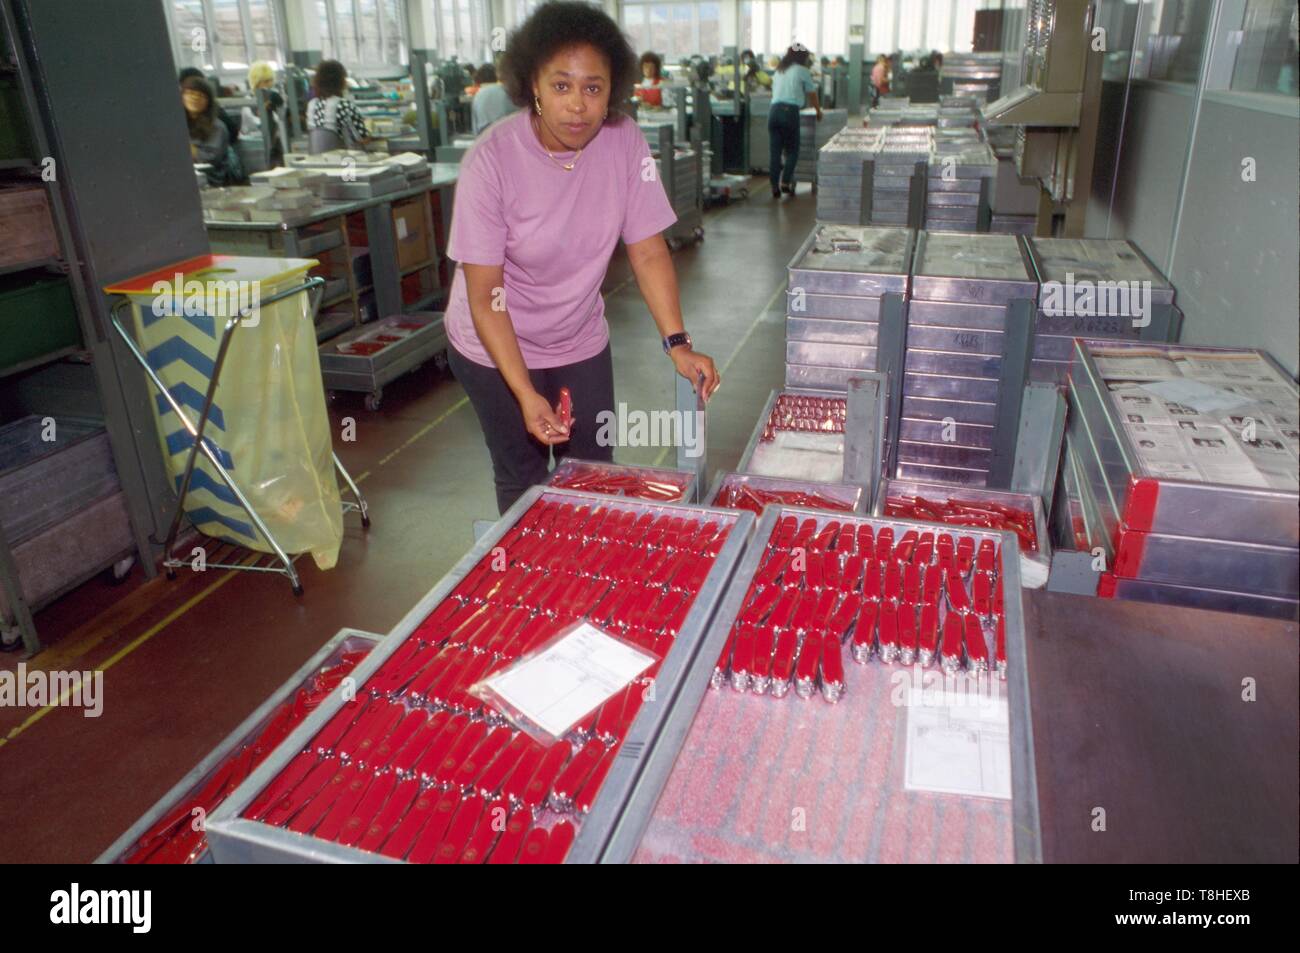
[97,628,382,865]
[623,505,1032,864]
[874,478,1051,588]
[706,471,867,516]
[546,459,696,503]
[203,486,753,864]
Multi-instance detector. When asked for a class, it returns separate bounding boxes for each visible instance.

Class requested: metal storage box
[622,505,1037,864]
[1067,339,1299,617]
[204,486,753,863]
[704,471,867,514]
[546,458,697,504]
[97,628,383,864]
[898,232,1038,488]
[1026,238,1182,383]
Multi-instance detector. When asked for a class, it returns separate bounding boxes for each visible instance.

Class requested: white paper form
[481,622,654,739]
[903,686,1011,800]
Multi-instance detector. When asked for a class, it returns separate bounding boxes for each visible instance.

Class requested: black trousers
[768,102,802,190]
[449,342,615,515]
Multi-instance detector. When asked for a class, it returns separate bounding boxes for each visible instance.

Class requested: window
[698,2,720,56]
[316,0,410,69]
[1132,0,1214,84]
[897,2,925,51]
[869,0,896,54]
[167,0,287,78]
[1229,0,1300,95]
[381,0,405,64]
[821,0,847,57]
[769,1,792,52]
[926,0,953,52]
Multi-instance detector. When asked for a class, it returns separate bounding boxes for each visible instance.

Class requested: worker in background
[182,76,244,185]
[471,63,515,134]
[307,59,374,150]
[871,53,891,104]
[178,67,240,146]
[633,51,671,109]
[445,1,719,514]
[768,45,821,199]
[740,49,771,91]
[244,61,285,166]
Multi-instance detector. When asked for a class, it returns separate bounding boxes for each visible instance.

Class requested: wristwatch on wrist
[663,331,692,354]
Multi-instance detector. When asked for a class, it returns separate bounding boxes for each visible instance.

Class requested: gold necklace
[534,116,583,171]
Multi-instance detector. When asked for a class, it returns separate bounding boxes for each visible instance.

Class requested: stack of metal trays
[784,224,913,393]
[653,146,700,218]
[1067,340,1299,619]
[899,232,1037,487]
[990,213,1037,234]
[925,141,995,233]
[797,108,848,184]
[815,128,880,224]
[1026,238,1180,383]
[936,95,980,128]
[867,99,938,127]
[869,127,933,226]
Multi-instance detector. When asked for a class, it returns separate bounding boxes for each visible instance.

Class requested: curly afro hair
[500,1,637,117]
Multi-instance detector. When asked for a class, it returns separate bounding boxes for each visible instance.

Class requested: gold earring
[534,96,542,115]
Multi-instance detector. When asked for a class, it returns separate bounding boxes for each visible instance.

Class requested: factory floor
[0,180,818,863]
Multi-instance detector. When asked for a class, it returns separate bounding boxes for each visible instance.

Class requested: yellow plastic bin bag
[106,255,343,570]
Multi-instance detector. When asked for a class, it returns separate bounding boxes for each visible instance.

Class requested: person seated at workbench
[633,51,673,109]
[244,60,285,166]
[307,59,375,152]
[182,76,245,185]
[179,67,240,145]
[471,63,516,135]
[741,49,772,90]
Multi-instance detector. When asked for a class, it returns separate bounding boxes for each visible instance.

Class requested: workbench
[204,165,458,342]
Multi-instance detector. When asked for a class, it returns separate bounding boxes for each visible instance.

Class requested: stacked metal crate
[868,127,933,226]
[815,128,880,224]
[653,145,700,218]
[925,139,995,232]
[899,232,1038,488]
[941,52,1003,102]
[796,108,848,187]
[1026,238,1182,384]
[785,224,912,390]
[1065,340,1299,619]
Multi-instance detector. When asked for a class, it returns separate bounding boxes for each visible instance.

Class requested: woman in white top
[306,59,373,150]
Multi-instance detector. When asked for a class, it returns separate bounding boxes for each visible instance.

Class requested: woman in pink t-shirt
[444,2,719,514]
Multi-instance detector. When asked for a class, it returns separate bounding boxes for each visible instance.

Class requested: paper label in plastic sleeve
[482,622,654,739]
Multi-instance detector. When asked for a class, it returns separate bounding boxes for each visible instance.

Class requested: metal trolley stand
[107,266,369,595]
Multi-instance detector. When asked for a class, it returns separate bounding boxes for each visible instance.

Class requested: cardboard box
[0,185,59,267]
[393,198,429,271]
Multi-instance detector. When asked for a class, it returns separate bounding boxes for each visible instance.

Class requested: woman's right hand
[518,389,570,445]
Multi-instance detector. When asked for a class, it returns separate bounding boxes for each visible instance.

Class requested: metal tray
[875,477,1052,580]
[1098,574,1299,621]
[907,299,1009,331]
[97,628,384,864]
[911,231,1037,305]
[786,225,914,297]
[787,341,878,370]
[0,416,118,546]
[203,487,754,864]
[1111,525,1298,598]
[619,505,1037,864]
[895,460,991,487]
[1068,339,1299,548]
[902,395,998,426]
[786,316,879,346]
[546,458,697,504]
[898,416,994,449]
[704,471,867,514]
[1026,237,1175,305]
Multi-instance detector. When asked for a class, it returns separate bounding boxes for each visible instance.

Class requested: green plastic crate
[0,276,82,373]
[0,74,35,161]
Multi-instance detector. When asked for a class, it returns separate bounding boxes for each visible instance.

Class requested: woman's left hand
[670,347,721,402]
